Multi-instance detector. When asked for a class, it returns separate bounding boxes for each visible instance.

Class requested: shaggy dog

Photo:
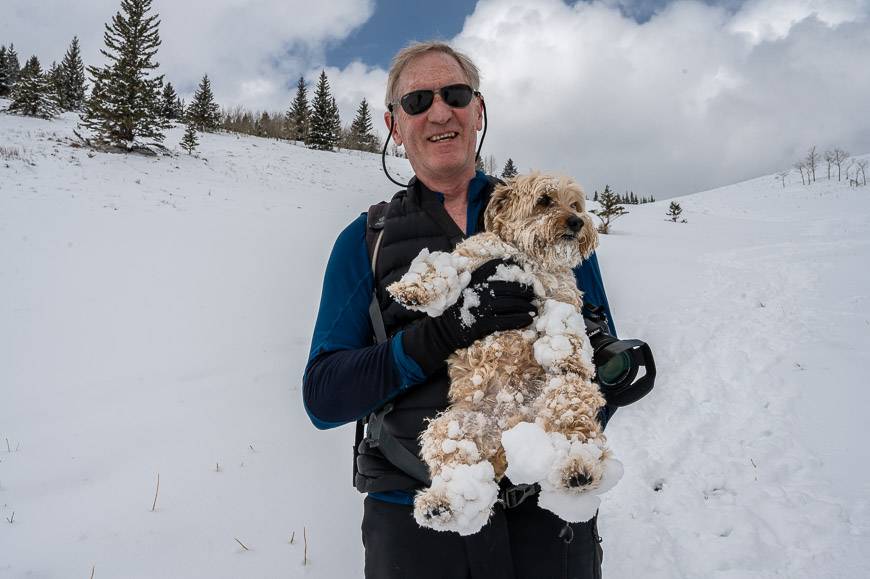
[388,173,623,536]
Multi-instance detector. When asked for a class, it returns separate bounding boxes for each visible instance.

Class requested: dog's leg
[414,408,500,535]
[387,249,475,315]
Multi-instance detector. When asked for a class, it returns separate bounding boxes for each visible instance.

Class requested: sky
[3,0,870,198]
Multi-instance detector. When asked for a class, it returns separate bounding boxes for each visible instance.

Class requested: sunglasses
[394,83,479,116]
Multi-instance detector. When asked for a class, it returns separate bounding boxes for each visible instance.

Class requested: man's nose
[426,93,452,122]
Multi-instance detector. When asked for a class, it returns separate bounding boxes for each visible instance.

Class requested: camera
[583,305,656,407]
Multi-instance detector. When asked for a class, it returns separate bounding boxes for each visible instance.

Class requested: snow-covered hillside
[1,106,868,578]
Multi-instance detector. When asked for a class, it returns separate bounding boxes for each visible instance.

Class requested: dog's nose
[566,216,581,232]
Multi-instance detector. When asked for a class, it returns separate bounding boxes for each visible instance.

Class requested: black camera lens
[597,351,632,386]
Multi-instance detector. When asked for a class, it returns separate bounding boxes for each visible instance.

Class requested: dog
[387,173,623,535]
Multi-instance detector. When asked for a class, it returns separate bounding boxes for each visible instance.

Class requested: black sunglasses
[394,83,479,116]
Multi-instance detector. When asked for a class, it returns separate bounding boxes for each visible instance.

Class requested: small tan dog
[388,173,623,535]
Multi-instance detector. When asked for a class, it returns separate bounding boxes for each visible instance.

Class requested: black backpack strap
[353,199,392,487]
[366,403,432,486]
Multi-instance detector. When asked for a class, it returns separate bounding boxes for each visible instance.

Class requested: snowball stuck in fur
[399,249,472,316]
[414,462,500,536]
[502,422,558,484]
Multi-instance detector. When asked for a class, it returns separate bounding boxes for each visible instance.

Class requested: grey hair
[384,41,481,108]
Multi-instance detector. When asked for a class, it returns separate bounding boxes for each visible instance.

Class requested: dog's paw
[387,249,471,315]
[413,462,499,536]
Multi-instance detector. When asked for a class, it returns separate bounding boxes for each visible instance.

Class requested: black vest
[354,177,497,494]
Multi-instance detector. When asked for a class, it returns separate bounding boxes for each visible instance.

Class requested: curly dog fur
[388,173,621,535]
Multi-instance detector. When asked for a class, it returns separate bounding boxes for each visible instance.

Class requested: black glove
[401,259,537,376]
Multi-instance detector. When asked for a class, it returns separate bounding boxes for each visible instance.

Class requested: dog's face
[484,173,598,268]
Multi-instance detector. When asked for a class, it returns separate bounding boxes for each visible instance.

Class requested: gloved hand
[401,259,537,376]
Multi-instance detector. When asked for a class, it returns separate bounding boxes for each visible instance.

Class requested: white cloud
[310,61,389,131]
[449,0,870,197]
[1,0,374,109]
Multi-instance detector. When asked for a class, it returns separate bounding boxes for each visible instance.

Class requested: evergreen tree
[80,0,168,147]
[4,44,21,93]
[330,97,342,147]
[47,61,65,105]
[501,158,518,179]
[285,75,310,142]
[593,190,598,203]
[180,121,198,154]
[347,98,379,152]
[187,73,221,132]
[59,36,86,110]
[8,55,60,119]
[160,81,182,120]
[0,46,9,98]
[307,70,339,151]
[666,201,685,223]
[589,185,627,234]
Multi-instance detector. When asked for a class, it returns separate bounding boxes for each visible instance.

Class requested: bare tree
[857,159,868,186]
[483,154,498,175]
[824,150,834,180]
[794,161,807,185]
[832,148,850,181]
[805,146,819,183]
[776,170,789,188]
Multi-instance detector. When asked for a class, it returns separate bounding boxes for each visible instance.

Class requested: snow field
[1,104,868,577]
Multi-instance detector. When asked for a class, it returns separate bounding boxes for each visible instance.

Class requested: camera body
[583,305,656,407]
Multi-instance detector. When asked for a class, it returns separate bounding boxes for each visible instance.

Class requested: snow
[2,102,869,577]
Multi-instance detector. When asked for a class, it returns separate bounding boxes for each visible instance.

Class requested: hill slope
[1,107,868,578]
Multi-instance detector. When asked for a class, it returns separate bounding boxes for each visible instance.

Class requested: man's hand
[401,259,537,376]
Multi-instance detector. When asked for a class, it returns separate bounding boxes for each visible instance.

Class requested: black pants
[362,493,603,579]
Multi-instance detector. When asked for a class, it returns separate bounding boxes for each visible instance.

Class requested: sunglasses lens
[441,85,474,108]
[401,90,435,115]
[399,84,475,115]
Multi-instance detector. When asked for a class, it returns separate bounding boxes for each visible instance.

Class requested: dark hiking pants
[361,493,604,579]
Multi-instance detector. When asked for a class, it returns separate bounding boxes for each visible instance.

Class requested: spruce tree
[187,74,221,132]
[285,75,310,142]
[60,37,87,111]
[47,61,65,105]
[666,201,684,222]
[160,81,181,120]
[81,0,168,147]
[5,44,20,92]
[330,97,342,148]
[348,98,379,152]
[501,158,518,179]
[0,46,9,98]
[307,70,339,150]
[180,121,198,154]
[8,55,60,119]
[590,185,627,234]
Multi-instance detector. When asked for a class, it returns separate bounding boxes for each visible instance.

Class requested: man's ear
[384,110,403,146]
[475,95,484,132]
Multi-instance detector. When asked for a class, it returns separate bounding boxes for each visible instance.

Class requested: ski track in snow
[1,103,868,578]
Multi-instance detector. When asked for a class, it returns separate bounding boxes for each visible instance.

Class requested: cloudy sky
[3,0,869,198]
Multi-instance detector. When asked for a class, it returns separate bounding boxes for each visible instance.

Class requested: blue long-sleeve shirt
[303,172,617,430]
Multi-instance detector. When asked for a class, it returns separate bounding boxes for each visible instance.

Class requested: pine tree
[160,81,181,120]
[307,70,339,151]
[59,36,86,111]
[180,121,198,154]
[593,190,598,203]
[4,44,21,93]
[666,201,685,223]
[47,61,65,105]
[8,55,60,119]
[500,158,518,179]
[329,97,342,148]
[285,75,310,142]
[0,46,9,98]
[187,73,221,132]
[590,185,627,234]
[347,98,379,152]
[80,0,168,147]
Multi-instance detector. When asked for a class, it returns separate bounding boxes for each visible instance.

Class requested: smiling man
[303,41,616,578]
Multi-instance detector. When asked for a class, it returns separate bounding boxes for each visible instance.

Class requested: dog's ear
[484,184,511,235]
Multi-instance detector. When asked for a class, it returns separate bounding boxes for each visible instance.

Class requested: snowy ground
[1,104,868,578]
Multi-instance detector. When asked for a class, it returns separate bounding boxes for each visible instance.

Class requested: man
[303,41,616,578]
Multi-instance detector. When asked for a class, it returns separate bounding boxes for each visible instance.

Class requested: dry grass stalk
[151,473,160,512]
[234,537,250,551]
[303,526,308,565]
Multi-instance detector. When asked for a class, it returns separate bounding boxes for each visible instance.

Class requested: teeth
[429,132,457,142]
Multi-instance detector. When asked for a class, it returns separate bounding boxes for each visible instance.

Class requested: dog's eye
[571,202,580,211]
[537,195,552,208]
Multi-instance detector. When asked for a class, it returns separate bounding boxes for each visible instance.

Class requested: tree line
[790,145,866,187]
[0,0,382,157]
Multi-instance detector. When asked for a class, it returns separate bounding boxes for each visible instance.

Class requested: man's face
[385,51,483,185]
